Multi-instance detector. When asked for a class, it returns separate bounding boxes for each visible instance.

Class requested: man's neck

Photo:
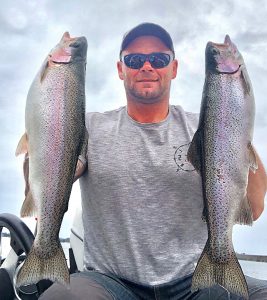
[127,100,169,123]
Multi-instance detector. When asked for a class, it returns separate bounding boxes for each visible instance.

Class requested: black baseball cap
[120,22,175,58]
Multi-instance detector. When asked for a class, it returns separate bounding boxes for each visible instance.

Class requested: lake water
[1,236,267,280]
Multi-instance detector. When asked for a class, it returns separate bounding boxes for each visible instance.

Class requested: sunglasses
[121,52,173,69]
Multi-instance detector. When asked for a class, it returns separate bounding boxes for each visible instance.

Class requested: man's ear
[172,59,178,79]
[117,61,124,80]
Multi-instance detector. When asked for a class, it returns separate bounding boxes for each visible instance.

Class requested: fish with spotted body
[187,35,257,299]
[15,32,87,287]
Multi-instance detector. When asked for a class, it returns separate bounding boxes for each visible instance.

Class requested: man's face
[117,36,178,104]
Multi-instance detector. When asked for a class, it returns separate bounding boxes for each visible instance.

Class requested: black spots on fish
[35,238,59,258]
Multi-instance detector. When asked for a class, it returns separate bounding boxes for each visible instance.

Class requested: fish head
[38,32,87,82]
[48,32,88,65]
[205,35,244,74]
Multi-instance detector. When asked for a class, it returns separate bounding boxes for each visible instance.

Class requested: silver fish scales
[15,32,87,287]
[188,35,257,299]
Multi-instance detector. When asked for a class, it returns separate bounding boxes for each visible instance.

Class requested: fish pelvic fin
[15,242,69,288]
[191,244,249,299]
[15,133,28,156]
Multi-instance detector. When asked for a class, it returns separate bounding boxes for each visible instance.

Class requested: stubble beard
[126,83,168,105]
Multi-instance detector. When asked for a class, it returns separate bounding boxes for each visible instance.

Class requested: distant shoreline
[236,253,267,263]
[1,232,70,243]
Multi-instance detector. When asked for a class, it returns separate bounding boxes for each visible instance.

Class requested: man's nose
[140,61,154,71]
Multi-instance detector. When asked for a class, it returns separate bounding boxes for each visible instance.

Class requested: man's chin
[127,87,164,104]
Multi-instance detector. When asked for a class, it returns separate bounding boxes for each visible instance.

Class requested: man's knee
[39,275,113,300]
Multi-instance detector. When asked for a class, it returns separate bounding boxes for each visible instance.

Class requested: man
[41,23,267,300]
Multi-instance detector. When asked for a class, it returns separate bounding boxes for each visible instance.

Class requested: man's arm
[247,151,267,221]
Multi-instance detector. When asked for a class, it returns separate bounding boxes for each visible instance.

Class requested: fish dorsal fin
[15,133,28,156]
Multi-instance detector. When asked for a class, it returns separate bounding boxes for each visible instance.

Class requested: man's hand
[247,150,267,220]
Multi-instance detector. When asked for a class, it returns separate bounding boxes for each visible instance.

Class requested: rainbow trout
[187,35,257,299]
[15,32,87,287]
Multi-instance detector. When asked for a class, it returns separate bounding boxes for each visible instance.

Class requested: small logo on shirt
[173,142,195,172]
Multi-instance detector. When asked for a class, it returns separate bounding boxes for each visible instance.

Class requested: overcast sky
[0,0,266,255]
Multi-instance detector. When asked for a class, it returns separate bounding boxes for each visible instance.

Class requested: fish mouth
[207,35,241,74]
[48,32,87,65]
[217,63,241,74]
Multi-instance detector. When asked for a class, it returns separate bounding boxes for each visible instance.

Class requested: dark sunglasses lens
[123,53,171,69]
[149,53,170,68]
[124,54,145,69]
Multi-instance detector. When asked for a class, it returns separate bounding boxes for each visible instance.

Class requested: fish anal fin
[20,190,37,217]
[15,133,28,156]
[187,129,202,173]
[20,154,37,217]
[248,142,258,173]
[16,242,69,288]
[192,243,249,299]
[235,195,253,226]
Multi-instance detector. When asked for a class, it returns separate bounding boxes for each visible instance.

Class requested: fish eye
[70,41,80,48]
[211,48,219,55]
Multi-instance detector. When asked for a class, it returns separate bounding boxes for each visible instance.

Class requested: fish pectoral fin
[248,142,258,173]
[241,68,251,94]
[16,242,69,288]
[40,61,49,82]
[191,243,249,299]
[187,129,203,173]
[15,133,28,156]
[235,195,253,225]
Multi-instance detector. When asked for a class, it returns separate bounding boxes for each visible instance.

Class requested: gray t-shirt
[79,105,207,285]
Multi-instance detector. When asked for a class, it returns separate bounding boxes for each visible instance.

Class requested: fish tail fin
[191,244,249,299]
[15,242,69,288]
[20,190,38,217]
